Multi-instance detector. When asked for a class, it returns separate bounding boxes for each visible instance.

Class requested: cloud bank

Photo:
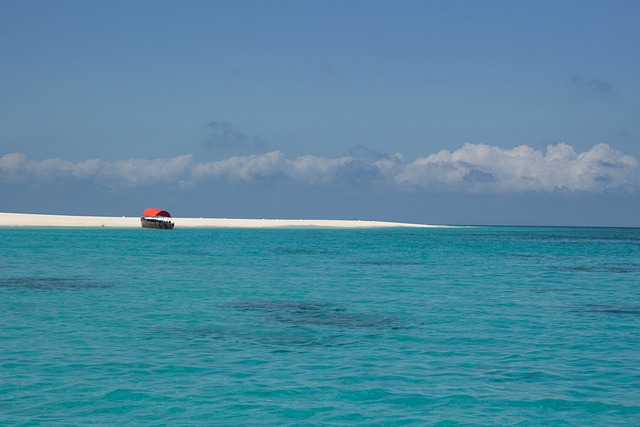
[1,143,638,194]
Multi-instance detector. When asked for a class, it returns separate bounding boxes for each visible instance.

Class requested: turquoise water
[1,226,639,426]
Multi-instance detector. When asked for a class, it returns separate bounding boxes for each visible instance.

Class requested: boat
[140,208,175,229]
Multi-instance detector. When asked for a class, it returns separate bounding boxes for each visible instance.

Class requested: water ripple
[0,276,112,291]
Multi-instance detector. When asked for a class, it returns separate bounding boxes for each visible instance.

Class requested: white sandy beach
[0,212,439,228]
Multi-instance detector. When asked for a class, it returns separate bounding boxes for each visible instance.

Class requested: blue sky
[1,0,639,226]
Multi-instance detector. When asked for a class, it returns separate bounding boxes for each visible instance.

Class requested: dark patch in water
[506,253,583,261]
[507,253,542,259]
[574,304,640,317]
[508,231,640,244]
[548,264,639,273]
[228,300,404,329]
[0,277,112,291]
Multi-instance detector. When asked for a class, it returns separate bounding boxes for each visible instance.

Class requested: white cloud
[288,155,354,184]
[0,153,194,189]
[192,152,357,185]
[193,151,286,181]
[96,154,194,187]
[398,143,639,193]
[1,144,638,194]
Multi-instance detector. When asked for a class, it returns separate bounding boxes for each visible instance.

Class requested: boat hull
[140,217,175,229]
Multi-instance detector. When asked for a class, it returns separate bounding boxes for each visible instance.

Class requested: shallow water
[1,226,639,425]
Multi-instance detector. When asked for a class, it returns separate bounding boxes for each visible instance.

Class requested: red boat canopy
[142,208,172,218]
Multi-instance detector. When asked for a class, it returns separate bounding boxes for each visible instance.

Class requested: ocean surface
[1,226,639,426]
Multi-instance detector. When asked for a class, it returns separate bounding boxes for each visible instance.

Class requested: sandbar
[0,212,440,229]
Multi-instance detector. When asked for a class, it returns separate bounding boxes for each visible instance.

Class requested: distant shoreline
[0,212,440,229]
